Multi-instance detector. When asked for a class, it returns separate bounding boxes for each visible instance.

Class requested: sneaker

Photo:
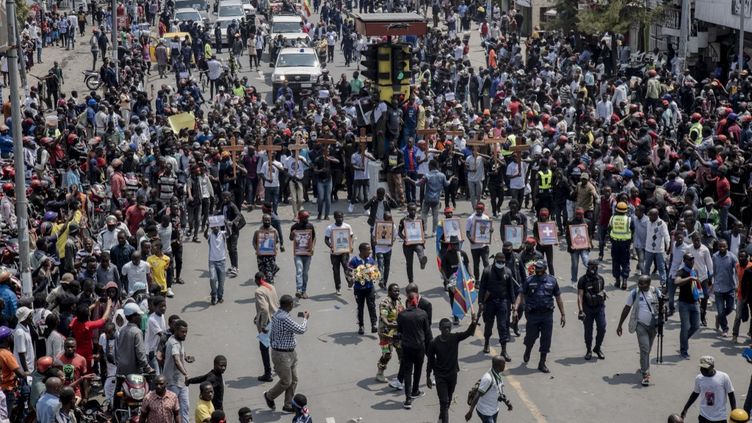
[211,297,217,305]
[371,325,378,333]
[257,374,273,382]
[336,289,342,296]
[403,398,412,409]
[388,378,403,390]
[295,291,302,299]
[721,331,729,338]
[410,390,425,398]
[358,326,364,335]
[680,352,690,360]
[641,375,650,386]
[166,288,175,298]
[348,203,354,213]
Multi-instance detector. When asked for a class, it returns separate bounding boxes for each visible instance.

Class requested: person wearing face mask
[616,275,664,386]
[253,214,281,284]
[478,252,518,359]
[325,211,353,295]
[577,260,607,360]
[513,260,565,373]
[500,200,528,252]
[440,236,470,326]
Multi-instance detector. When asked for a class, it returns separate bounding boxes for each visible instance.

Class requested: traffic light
[360,44,380,81]
[390,44,411,84]
[376,46,392,84]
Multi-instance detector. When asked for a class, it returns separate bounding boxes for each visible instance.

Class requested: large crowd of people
[2,0,752,421]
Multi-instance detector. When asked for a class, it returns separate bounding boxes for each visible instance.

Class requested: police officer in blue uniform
[478,252,519,360]
[513,260,566,373]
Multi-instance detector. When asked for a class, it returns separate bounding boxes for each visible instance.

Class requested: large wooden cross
[257,135,282,179]
[223,135,246,177]
[483,134,506,155]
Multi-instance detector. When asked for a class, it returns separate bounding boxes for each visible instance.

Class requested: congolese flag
[451,257,477,320]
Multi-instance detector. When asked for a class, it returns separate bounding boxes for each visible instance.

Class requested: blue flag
[451,258,477,320]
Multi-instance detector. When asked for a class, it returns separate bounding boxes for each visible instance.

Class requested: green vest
[689,122,703,145]
[501,134,516,157]
[609,215,631,241]
[538,169,552,190]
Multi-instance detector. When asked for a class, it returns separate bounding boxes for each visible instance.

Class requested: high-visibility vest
[502,134,516,157]
[538,169,552,190]
[609,215,631,241]
[689,122,703,145]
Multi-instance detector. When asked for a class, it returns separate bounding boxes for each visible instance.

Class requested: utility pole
[677,0,690,74]
[111,0,118,82]
[740,0,746,71]
[5,0,32,296]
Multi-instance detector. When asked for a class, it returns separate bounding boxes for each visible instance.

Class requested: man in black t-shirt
[426,314,478,423]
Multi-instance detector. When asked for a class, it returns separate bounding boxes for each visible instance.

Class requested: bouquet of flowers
[352,264,381,287]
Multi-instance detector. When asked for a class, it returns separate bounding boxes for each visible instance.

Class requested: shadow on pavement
[181,300,212,312]
[459,351,491,364]
[327,331,374,346]
[226,376,266,390]
[234,297,254,305]
[370,399,407,411]
[553,355,596,367]
[250,409,285,422]
[507,363,544,376]
[602,372,643,388]
[308,292,350,304]
[355,376,403,398]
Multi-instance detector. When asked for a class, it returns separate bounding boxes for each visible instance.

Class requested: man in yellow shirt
[147,241,171,296]
[195,382,215,423]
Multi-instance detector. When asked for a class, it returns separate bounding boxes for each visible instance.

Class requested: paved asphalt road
[22,13,752,423]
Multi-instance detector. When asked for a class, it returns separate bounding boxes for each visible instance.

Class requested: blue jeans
[209,259,225,300]
[666,277,677,312]
[265,186,280,215]
[715,290,735,332]
[570,250,589,283]
[376,251,392,287]
[678,301,700,355]
[168,385,190,423]
[642,251,667,285]
[476,409,498,423]
[317,179,332,217]
[719,204,730,232]
[295,255,312,293]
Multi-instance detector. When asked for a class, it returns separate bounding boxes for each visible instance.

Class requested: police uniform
[609,212,634,287]
[521,272,560,356]
[577,271,606,354]
[535,167,554,214]
[479,264,517,354]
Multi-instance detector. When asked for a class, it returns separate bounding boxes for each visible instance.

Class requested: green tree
[16,0,29,25]
[549,0,579,32]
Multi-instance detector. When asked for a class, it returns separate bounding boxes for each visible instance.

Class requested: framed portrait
[504,225,524,249]
[293,229,314,256]
[443,218,463,241]
[375,221,394,246]
[472,220,492,244]
[568,224,591,250]
[537,222,558,246]
[256,230,277,256]
[331,228,352,254]
[404,220,425,245]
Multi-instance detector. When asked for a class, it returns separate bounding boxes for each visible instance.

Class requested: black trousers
[399,346,425,399]
[354,287,376,327]
[489,183,504,216]
[330,253,349,290]
[471,246,489,280]
[259,340,271,375]
[583,304,606,351]
[483,298,510,344]
[402,244,425,283]
[435,372,457,423]
[228,231,239,268]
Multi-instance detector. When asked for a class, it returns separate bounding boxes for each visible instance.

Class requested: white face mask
[494,262,505,269]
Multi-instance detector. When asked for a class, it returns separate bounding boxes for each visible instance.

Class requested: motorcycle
[83,71,103,90]
[112,374,149,423]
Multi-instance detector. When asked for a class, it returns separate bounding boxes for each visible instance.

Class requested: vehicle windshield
[272,21,302,33]
[218,4,243,16]
[175,11,200,21]
[175,0,207,9]
[216,20,234,29]
[276,53,317,67]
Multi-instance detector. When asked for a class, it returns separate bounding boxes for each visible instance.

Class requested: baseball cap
[123,302,144,317]
[106,215,118,225]
[699,355,714,369]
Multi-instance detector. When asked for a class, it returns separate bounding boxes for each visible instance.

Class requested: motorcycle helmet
[87,99,97,107]
[43,211,58,222]
[691,112,702,122]
[2,182,13,193]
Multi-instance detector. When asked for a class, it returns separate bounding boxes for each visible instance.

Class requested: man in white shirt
[505,154,525,205]
[351,149,371,205]
[259,157,284,215]
[596,94,613,123]
[97,216,125,252]
[13,307,35,373]
[643,208,670,287]
[680,356,736,421]
[689,233,714,326]
[121,252,151,295]
[466,148,485,209]
[205,222,227,305]
[324,211,353,295]
[145,296,167,373]
[465,356,512,421]
[284,153,307,216]
[206,55,225,98]
[465,203,492,280]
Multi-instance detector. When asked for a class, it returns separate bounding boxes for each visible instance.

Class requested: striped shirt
[269,310,307,350]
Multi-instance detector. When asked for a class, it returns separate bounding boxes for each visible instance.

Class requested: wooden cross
[257,135,282,179]
[467,133,489,158]
[355,128,371,168]
[416,129,437,137]
[483,135,506,155]
[223,136,246,177]
[444,130,464,138]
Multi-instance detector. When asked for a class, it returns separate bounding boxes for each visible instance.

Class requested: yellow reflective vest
[609,215,631,241]
[538,169,552,190]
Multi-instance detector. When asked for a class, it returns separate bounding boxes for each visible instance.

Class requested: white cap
[123,302,144,317]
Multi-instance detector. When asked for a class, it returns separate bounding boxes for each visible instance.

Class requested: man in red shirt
[70,298,112,371]
[714,165,732,232]
[57,338,92,401]
[126,195,149,235]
